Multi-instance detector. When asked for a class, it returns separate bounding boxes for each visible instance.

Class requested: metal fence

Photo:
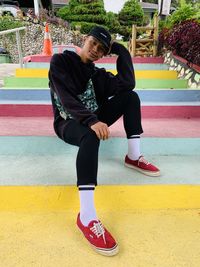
[0,26,26,67]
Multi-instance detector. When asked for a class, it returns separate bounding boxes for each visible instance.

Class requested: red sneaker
[77,213,119,256]
[125,155,160,177]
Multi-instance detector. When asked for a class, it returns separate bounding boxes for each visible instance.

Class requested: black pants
[55,90,143,186]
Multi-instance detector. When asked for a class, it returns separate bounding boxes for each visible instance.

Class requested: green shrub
[118,0,144,26]
[160,3,197,31]
[118,0,144,40]
[168,4,196,27]
[79,22,99,34]
[0,15,25,31]
[57,6,71,20]
[57,0,107,28]
[105,11,120,33]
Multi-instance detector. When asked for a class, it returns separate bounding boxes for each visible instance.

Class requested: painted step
[24,62,170,70]
[26,55,164,64]
[1,117,200,138]
[1,136,199,156]
[1,89,199,102]
[1,153,199,186]
[1,104,199,118]
[1,207,200,267]
[1,208,200,267]
[0,137,199,186]
[15,69,177,79]
[0,155,200,186]
[98,56,165,64]
[3,78,188,89]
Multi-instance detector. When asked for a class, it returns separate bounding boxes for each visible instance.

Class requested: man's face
[81,36,107,62]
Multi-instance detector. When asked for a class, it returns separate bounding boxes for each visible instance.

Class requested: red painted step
[1,104,200,118]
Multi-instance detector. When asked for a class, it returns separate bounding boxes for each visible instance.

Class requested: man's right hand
[90,121,110,140]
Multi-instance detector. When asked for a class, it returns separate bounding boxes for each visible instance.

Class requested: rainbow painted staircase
[0,57,200,266]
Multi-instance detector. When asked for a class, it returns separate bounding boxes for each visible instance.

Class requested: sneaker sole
[125,162,160,177]
[77,227,119,256]
[92,243,119,257]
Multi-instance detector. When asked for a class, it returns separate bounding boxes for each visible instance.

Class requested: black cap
[88,26,111,52]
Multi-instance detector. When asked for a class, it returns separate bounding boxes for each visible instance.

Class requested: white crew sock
[127,135,141,160]
[78,185,97,226]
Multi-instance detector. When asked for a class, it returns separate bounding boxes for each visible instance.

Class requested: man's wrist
[110,42,123,54]
[88,119,100,128]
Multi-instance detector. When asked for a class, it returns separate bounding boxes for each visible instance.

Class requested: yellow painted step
[16,69,178,79]
[0,185,200,212]
[110,70,178,79]
[16,68,48,78]
[1,210,200,266]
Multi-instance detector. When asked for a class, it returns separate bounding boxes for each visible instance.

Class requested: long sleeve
[49,54,99,126]
[103,42,135,97]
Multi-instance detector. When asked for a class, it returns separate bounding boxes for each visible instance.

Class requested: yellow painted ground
[0,209,200,267]
[1,185,200,211]
[15,69,177,79]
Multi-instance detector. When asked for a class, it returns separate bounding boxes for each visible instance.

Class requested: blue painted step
[1,89,199,102]
[0,137,200,186]
[24,62,170,70]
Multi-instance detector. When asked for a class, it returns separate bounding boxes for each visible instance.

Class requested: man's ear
[83,35,89,42]
[106,41,113,55]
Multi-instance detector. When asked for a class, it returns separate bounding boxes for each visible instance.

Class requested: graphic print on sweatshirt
[53,78,99,120]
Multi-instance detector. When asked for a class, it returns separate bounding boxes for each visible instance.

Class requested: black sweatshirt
[48,42,135,127]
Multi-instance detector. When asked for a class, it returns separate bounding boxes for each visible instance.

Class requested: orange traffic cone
[42,23,53,56]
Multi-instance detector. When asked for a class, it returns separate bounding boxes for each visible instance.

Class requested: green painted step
[4,77,48,89]
[1,136,199,156]
[3,77,188,89]
[136,79,188,89]
[24,62,170,70]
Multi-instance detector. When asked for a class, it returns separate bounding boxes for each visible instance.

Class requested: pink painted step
[96,57,164,64]
[0,117,199,138]
[1,104,200,118]
[28,55,164,64]
[24,55,52,63]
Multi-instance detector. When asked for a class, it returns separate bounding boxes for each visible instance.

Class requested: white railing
[0,27,26,68]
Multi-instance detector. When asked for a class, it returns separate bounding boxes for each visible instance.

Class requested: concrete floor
[0,209,200,267]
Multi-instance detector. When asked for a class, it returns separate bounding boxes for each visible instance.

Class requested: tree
[57,0,107,33]
[105,12,120,33]
[118,0,144,39]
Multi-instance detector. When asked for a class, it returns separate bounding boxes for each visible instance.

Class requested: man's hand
[107,41,114,55]
[90,121,110,140]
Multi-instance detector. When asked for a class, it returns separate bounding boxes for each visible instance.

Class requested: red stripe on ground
[0,117,199,138]
[1,105,200,118]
